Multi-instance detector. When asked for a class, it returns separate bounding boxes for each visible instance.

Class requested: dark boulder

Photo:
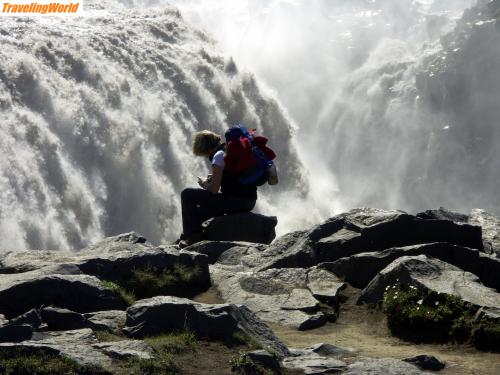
[322,242,500,290]
[403,355,446,371]
[0,324,32,343]
[357,255,500,308]
[123,296,290,358]
[8,309,43,330]
[203,212,277,244]
[472,307,500,352]
[0,270,126,319]
[40,307,91,331]
[416,207,468,223]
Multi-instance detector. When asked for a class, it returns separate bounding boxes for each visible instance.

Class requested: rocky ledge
[0,207,499,374]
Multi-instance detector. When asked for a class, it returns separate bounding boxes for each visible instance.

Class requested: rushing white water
[0,1,309,250]
[1,0,499,250]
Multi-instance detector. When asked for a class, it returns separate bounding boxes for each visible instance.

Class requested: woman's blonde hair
[192,130,221,156]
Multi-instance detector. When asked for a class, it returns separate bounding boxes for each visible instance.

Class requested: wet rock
[123,296,290,358]
[358,255,500,309]
[403,355,446,371]
[322,242,499,290]
[203,212,277,244]
[0,324,32,343]
[0,270,126,319]
[469,209,500,257]
[84,310,127,334]
[343,357,431,374]
[93,340,154,360]
[211,266,331,330]
[40,307,90,331]
[314,208,483,263]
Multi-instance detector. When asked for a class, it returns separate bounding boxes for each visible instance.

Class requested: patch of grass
[144,331,198,355]
[231,331,263,350]
[0,349,109,375]
[383,284,477,343]
[125,264,206,299]
[102,280,136,305]
[472,321,500,352]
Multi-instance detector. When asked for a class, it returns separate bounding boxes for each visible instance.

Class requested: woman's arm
[203,165,223,194]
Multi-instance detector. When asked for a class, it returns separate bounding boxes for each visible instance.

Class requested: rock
[472,306,500,351]
[0,270,126,319]
[282,348,347,374]
[84,310,127,334]
[92,340,154,360]
[214,243,269,270]
[358,255,500,309]
[0,314,7,325]
[257,231,316,270]
[243,350,281,373]
[203,212,277,244]
[8,309,43,330]
[469,209,500,257]
[184,241,248,263]
[306,266,346,304]
[123,296,290,358]
[416,207,468,223]
[343,357,431,374]
[0,329,113,369]
[304,343,356,358]
[0,232,210,293]
[322,242,499,290]
[314,208,483,263]
[211,266,331,330]
[403,355,446,371]
[0,324,32,343]
[41,307,90,331]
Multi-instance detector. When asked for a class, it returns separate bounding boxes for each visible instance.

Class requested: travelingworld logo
[1,0,82,15]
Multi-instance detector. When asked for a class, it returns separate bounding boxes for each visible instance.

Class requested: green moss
[229,353,275,375]
[0,349,109,374]
[125,264,205,299]
[144,331,198,355]
[102,280,136,305]
[383,284,477,343]
[94,330,126,342]
[231,331,263,350]
[472,322,500,352]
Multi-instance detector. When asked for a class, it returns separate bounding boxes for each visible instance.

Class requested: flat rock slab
[358,255,500,309]
[323,242,500,291]
[203,212,277,244]
[0,329,113,369]
[343,357,432,374]
[211,266,344,330]
[123,296,290,358]
[283,348,347,374]
[0,270,125,319]
[93,340,154,360]
[84,310,127,334]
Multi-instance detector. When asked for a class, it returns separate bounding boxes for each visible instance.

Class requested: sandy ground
[195,286,500,374]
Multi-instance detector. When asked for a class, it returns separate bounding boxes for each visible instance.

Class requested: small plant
[383,283,476,343]
[144,331,198,354]
[229,353,274,375]
[102,280,136,305]
[94,330,126,342]
[231,331,263,350]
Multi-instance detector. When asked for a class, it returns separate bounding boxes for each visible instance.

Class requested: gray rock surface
[343,357,431,374]
[243,350,281,373]
[184,241,249,264]
[84,310,127,334]
[323,242,500,290]
[203,212,277,244]
[469,209,500,257]
[8,309,42,329]
[282,347,347,374]
[123,296,290,358]
[0,232,210,292]
[313,208,483,263]
[358,255,500,309]
[0,270,125,319]
[416,207,468,223]
[211,266,341,330]
[93,340,154,360]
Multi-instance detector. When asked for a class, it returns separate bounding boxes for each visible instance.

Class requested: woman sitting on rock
[178,130,258,248]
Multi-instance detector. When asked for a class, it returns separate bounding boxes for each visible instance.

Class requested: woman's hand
[203,165,223,194]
